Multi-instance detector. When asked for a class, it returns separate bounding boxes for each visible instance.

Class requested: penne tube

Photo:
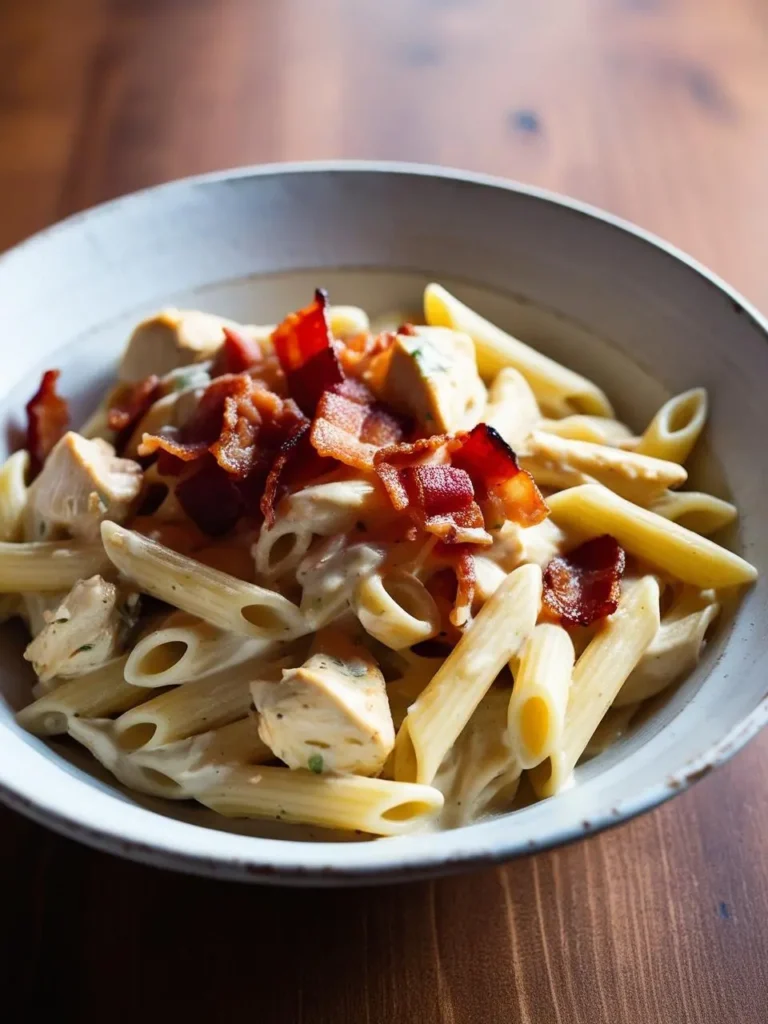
[394,562,542,786]
[0,450,30,542]
[482,367,541,450]
[16,656,146,736]
[423,283,614,417]
[649,490,737,536]
[125,612,259,688]
[507,624,575,769]
[538,415,635,446]
[196,765,444,836]
[101,522,307,640]
[632,389,707,465]
[354,570,441,650]
[0,540,111,592]
[112,656,282,751]
[130,715,272,793]
[547,484,757,588]
[253,479,389,579]
[530,575,660,797]
[613,588,720,707]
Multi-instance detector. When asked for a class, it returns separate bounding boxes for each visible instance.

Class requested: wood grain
[2,0,768,1020]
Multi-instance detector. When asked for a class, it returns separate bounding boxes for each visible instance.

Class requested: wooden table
[2,1,768,1020]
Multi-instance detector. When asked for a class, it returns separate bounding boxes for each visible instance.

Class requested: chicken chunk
[23,575,137,682]
[253,631,395,777]
[24,431,142,541]
[118,309,267,382]
[380,326,486,432]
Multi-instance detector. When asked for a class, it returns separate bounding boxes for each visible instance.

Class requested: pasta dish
[5,284,757,837]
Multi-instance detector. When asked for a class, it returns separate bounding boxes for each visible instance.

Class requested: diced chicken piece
[23,575,137,682]
[24,431,142,541]
[253,631,395,777]
[118,309,266,382]
[379,326,487,432]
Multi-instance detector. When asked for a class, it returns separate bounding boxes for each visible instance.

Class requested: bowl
[1,161,767,885]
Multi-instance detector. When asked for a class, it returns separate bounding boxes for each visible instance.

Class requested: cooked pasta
[7,285,756,837]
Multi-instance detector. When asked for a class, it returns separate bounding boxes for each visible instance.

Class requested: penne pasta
[196,764,444,836]
[394,562,542,786]
[632,388,707,465]
[0,449,30,542]
[113,655,283,751]
[530,575,661,797]
[10,288,758,839]
[423,283,614,417]
[649,490,738,536]
[125,612,261,688]
[483,367,541,450]
[101,522,307,640]
[0,540,111,592]
[16,656,146,735]
[547,484,757,588]
[354,570,441,650]
[507,624,575,770]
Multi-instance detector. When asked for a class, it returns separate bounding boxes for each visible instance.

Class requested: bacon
[542,534,626,627]
[310,382,406,472]
[107,375,160,434]
[272,290,344,414]
[374,437,489,545]
[210,327,262,377]
[25,370,70,477]
[175,459,245,537]
[140,373,304,477]
[452,423,548,528]
[433,544,477,628]
[260,422,333,526]
[337,329,397,379]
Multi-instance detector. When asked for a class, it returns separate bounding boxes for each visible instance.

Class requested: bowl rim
[2,158,767,884]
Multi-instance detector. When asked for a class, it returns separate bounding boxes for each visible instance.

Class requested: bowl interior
[0,165,766,879]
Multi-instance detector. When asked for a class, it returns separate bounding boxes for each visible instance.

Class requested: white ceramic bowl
[1,162,767,885]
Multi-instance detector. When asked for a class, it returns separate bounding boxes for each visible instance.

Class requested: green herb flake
[75,644,94,653]
[308,753,324,774]
[54,617,69,625]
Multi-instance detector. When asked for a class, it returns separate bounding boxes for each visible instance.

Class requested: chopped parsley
[75,644,94,653]
[308,753,324,774]
[54,617,69,624]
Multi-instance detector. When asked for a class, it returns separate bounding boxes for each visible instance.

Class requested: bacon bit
[260,422,333,526]
[138,432,209,464]
[175,459,245,536]
[272,290,344,414]
[107,375,160,433]
[310,382,406,472]
[210,327,262,377]
[374,437,489,545]
[542,534,626,627]
[25,370,70,478]
[453,424,548,528]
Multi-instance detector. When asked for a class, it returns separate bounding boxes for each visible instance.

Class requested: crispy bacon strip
[272,290,344,414]
[542,534,626,627]
[210,327,262,377]
[140,374,304,478]
[25,370,70,477]
[374,437,489,545]
[107,374,160,445]
[453,423,548,528]
[435,544,477,628]
[310,382,405,472]
[260,422,333,526]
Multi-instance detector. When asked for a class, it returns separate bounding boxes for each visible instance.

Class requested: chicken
[118,309,268,382]
[24,431,142,542]
[23,575,138,682]
[253,630,395,777]
[379,326,487,432]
